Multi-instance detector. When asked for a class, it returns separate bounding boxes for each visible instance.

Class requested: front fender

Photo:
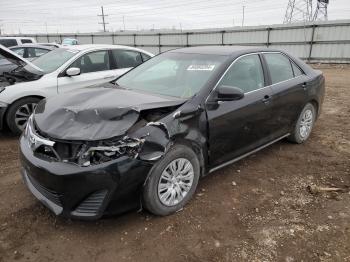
[0,76,57,104]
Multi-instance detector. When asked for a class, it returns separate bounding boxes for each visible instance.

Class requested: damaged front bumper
[0,103,8,130]
[19,135,153,220]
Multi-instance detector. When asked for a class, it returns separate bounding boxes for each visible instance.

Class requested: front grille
[71,190,108,217]
[33,124,84,163]
[27,174,62,207]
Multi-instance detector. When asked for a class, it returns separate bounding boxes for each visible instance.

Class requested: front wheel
[6,97,41,135]
[142,144,200,216]
[288,103,316,144]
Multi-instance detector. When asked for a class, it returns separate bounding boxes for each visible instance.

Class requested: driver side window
[70,50,110,74]
[219,54,264,93]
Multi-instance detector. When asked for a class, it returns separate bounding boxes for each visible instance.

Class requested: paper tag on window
[187,65,215,71]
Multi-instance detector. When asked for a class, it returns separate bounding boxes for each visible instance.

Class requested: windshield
[116,52,227,98]
[24,48,79,74]
[62,39,77,45]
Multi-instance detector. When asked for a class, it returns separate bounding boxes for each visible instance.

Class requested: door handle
[262,95,271,104]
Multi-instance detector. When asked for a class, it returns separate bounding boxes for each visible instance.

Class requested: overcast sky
[1,0,349,34]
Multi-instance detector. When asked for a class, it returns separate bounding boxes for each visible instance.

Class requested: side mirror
[173,105,203,119]
[216,85,244,101]
[66,67,80,76]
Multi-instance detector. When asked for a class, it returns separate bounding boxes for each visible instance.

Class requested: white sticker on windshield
[187,65,215,71]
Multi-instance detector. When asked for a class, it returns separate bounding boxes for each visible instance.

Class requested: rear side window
[291,62,303,77]
[219,54,265,93]
[264,53,294,84]
[112,50,143,69]
[21,39,32,44]
[0,39,17,47]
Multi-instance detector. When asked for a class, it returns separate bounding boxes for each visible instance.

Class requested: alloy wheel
[14,103,37,131]
[157,158,194,207]
[299,109,313,139]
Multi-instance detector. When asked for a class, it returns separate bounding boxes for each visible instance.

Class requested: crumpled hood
[34,86,185,141]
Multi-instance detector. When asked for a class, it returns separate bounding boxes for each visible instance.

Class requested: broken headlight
[79,137,145,166]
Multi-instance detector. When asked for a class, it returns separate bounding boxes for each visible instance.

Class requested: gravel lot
[0,65,349,262]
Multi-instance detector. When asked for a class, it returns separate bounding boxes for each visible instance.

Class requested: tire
[6,97,41,135]
[142,144,200,216]
[288,103,316,144]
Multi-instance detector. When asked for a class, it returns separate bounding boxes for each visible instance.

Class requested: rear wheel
[288,103,316,144]
[6,97,41,135]
[142,144,200,216]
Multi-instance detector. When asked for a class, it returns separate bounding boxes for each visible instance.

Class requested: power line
[2,0,347,34]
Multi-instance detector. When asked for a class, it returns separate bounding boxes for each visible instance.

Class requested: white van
[0,37,37,47]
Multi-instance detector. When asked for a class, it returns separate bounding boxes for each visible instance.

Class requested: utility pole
[242,5,245,27]
[98,6,109,32]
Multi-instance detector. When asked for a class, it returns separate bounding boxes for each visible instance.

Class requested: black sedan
[19,46,325,220]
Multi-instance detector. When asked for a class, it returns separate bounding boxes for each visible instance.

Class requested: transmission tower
[284,0,313,24]
[313,0,329,21]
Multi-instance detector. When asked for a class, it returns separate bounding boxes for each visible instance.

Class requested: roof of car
[63,44,142,51]
[60,44,154,56]
[10,44,55,50]
[36,43,61,47]
[0,36,35,40]
[169,46,278,56]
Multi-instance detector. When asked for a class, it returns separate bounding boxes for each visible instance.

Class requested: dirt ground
[0,65,349,262]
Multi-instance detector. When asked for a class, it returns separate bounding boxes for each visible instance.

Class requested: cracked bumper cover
[19,135,153,220]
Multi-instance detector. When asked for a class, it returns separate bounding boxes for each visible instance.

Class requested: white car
[0,44,153,134]
[0,37,36,47]
[36,42,62,48]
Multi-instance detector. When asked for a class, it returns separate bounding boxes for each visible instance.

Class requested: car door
[262,52,309,136]
[206,53,276,167]
[57,50,117,93]
[110,49,144,76]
